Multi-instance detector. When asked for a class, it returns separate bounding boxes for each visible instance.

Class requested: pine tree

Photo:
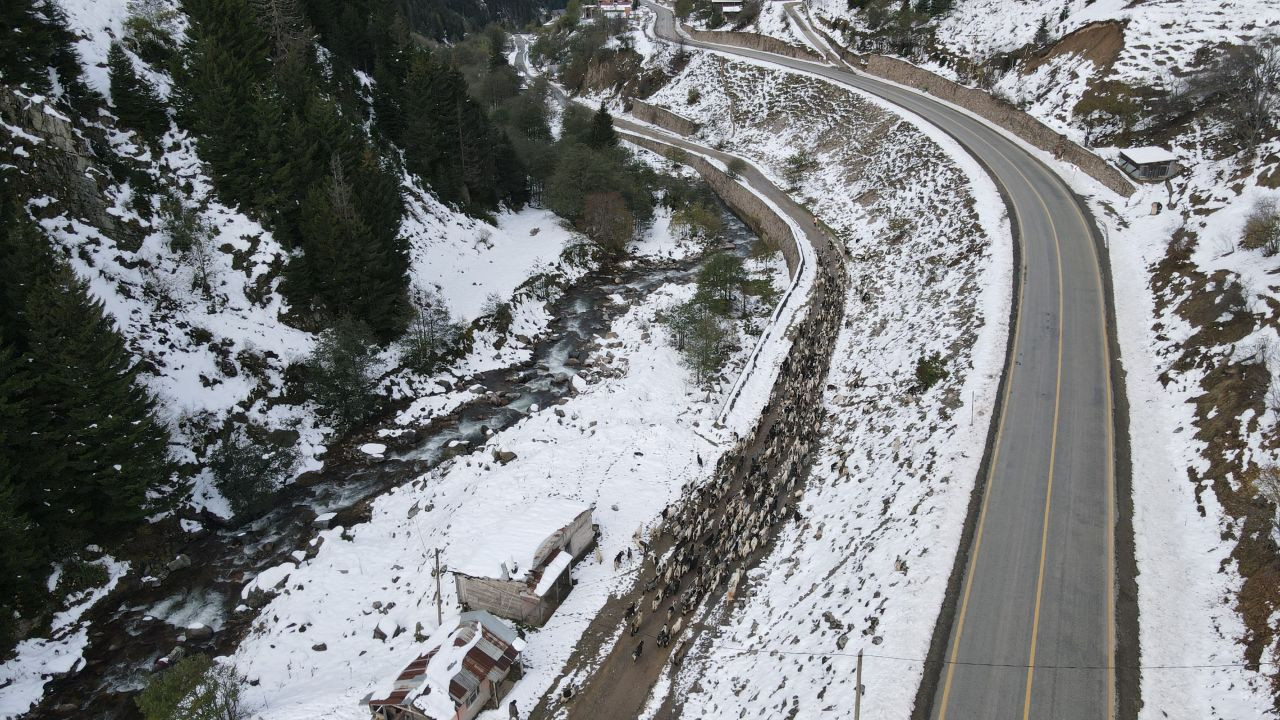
[287,152,409,341]
[0,345,42,637]
[1034,17,1050,46]
[0,1,96,111]
[0,472,41,648]
[177,0,274,209]
[0,209,173,544]
[108,42,169,141]
[19,265,172,534]
[306,316,381,432]
[588,103,619,148]
[396,49,524,214]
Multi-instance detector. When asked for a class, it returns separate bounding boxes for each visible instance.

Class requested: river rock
[244,587,273,609]
[166,554,193,572]
[493,450,517,465]
[183,624,214,643]
[312,643,327,652]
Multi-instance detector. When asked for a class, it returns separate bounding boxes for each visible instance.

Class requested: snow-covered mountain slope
[636,50,1010,718]
[21,0,585,511]
[807,0,1280,142]
[0,4,590,709]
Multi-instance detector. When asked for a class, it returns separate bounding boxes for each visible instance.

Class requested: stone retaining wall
[679,20,1135,196]
[680,23,823,63]
[629,99,701,136]
[810,25,1136,197]
[626,135,801,273]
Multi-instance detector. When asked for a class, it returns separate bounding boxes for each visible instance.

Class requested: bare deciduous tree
[402,288,461,374]
[577,191,634,260]
[1249,464,1280,536]
[1184,37,1280,151]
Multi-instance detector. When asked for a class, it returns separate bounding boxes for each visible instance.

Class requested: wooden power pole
[432,545,442,625]
[854,649,863,720]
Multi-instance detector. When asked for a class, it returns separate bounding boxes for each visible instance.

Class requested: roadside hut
[365,610,524,720]
[452,498,595,627]
[1116,146,1177,181]
[599,0,633,18]
[710,0,744,19]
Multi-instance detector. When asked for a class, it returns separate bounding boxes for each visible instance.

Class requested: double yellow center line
[933,135,1116,720]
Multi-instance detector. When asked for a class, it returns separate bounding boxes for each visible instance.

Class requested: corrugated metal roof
[368,611,522,715]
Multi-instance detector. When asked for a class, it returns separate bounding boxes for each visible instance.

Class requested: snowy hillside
[795,0,1280,714]
[32,0,586,510]
[633,49,1010,718]
[0,0,605,714]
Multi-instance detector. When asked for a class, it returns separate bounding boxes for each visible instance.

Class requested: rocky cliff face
[1,88,125,242]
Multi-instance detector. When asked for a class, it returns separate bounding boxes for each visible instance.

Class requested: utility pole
[854,649,863,720]
[432,545,442,625]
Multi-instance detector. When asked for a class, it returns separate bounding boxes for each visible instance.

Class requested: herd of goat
[621,261,849,666]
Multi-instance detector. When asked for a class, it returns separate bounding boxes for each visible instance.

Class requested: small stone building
[452,499,595,627]
[1116,146,1177,181]
[365,610,524,720]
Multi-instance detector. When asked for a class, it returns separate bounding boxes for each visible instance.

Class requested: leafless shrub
[1221,277,1251,316]
[1240,197,1280,256]
[1183,37,1280,152]
[1267,380,1280,415]
[1245,465,1280,534]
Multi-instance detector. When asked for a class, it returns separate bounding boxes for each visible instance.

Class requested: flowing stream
[32,204,761,718]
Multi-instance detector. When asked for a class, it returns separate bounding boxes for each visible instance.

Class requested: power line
[549,598,1278,673]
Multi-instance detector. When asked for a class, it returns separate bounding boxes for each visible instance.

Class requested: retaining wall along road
[629,98,702,136]
[679,22,823,62]
[627,135,802,272]
[677,17,1136,197]
[837,46,1135,197]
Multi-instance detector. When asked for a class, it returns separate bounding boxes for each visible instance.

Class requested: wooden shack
[452,499,595,627]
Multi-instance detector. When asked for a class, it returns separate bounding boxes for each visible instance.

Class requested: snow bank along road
[643,2,1130,719]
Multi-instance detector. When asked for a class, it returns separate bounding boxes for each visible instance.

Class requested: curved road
[641,3,1124,719]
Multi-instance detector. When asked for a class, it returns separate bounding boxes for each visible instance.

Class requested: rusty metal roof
[365,610,522,715]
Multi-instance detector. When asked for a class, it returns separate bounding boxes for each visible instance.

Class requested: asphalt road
[640,3,1120,719]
